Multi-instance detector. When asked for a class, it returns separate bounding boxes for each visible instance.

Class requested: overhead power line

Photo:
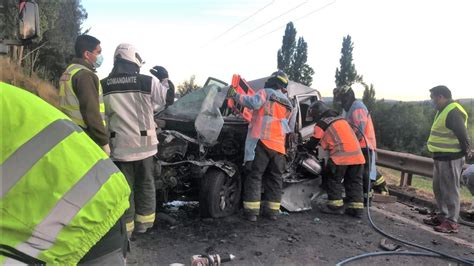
[209,0,275,43]
[244,0,336,46]
[227,0,309,45]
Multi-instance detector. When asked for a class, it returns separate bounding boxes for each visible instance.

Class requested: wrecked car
[154,76,324,218]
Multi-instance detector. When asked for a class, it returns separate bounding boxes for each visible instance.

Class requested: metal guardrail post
[376,148,470,187]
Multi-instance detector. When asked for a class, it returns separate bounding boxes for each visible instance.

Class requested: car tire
[199,168,241,218]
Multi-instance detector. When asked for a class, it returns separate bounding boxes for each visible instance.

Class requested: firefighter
[59,34,109,154]
[306,101,365,218]
[227,70,293,221]
[101,43,169,237]
[0,82,130,265]
[333,84,389,203]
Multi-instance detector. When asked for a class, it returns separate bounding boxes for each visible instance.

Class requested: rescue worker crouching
[306,101,365,218]
[333,84,389,203]
[227,70,293,222]
[101,43,170,237]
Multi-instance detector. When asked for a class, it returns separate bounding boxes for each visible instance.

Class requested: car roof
[246,76,321,98]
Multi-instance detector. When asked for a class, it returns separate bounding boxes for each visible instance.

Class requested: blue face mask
[93,54,104,68]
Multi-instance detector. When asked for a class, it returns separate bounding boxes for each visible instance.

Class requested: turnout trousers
[243,141,285,216]
[325,159,364,210]
[115,156,156,234]
[361,148,389,199]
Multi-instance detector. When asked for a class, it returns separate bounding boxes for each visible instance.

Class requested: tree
[1,0,87,85]
[177,75,200,97]
[362,83,376,112]
[277,22,314,86]
[335,35,359,88]
[277,22,296,74]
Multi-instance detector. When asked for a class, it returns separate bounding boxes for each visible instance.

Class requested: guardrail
[376,149,470,187]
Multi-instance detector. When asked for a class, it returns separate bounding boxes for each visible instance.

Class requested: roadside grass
[0,57,58,107]
[379,167,472,202]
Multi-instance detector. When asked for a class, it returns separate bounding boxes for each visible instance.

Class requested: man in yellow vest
[424,85,471,233]
[59,34,110,154]
[0,82,130,264]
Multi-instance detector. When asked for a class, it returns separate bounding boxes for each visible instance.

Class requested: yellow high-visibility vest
[427,102,467,153]
[0,82,130,264]
[59,64,105,128]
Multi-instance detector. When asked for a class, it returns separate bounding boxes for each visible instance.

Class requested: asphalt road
[127,200,474,265]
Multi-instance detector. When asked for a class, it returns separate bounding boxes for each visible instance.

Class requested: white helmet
[114,43,145,67]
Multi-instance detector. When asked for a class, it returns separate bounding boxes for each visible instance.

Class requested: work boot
[423,216,443,226]
[262,211,278,221]
[262,207,278,221]
[345,208,363,218]
[134,223,153,234]
[319,204,344,215]
[243,211,258,222]
[434,220,459,233]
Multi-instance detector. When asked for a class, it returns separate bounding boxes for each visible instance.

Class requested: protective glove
[227,86,237,98]
[150,66,169,81]
[101,144,111,156]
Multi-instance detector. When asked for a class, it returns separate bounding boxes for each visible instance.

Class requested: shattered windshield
[195,85,227,145]
[162,81,228,121]
[161,82,229,145]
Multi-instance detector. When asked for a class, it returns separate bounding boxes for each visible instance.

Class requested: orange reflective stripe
[256,94,290,154]
[314,126,324,139]
[351,108,377,149]
[320,120,365,165]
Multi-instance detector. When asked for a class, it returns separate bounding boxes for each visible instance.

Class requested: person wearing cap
[333,84,389,205]
[306,101,365,218]
[101,43,169,237]
[59,35,110,154]
[227,70,293,221]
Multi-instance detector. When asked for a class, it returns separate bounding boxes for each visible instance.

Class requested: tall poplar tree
[335,35,358,88]
[277,22,314,86]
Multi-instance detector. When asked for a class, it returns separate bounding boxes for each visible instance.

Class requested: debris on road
[379,238,402,251]
[415,207,429,215]
[372,194,397,203]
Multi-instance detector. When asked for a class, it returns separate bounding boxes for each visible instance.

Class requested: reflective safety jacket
[59,63,106,128]
[313,117,366,165]
[102,73,168,161]
[234,88,292,162]
[342,100,376,150]
[0,82,130,265]
[428,102,468,153]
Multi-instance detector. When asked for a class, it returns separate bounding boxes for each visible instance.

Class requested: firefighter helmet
[268,70,289,89]
[114,43,145,67]
[308,100,331,120]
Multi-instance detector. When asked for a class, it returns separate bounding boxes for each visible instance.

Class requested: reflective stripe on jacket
[343,100,376,149]
[102,74,162,161]
[427,102,467,153]
[0,82,130,265]
[234,88,292,162]
[59,64,105,128]
[313,117,365,165]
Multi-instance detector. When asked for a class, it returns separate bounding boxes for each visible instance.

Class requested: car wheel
[199,168,241,218]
